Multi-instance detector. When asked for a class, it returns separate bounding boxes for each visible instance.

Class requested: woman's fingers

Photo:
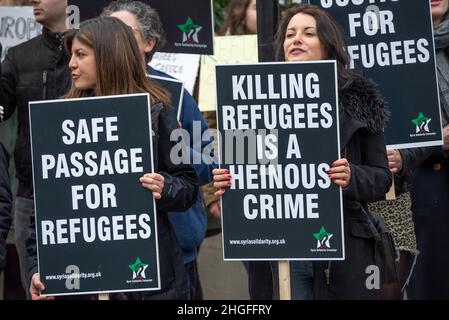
[152,191,162,200]
[141,182,162,192]
[328,171,348,180]
[140,178,163,189]
[30,274,55,300]
[328,164,349,173]
[140,177,164,189]
[330,158,351,188]
[212,168,229,176]
[213,177,232,189]
[214,188,226,196]
[332,179,347,188]
[141,173,164,184]
[140,173,165,198]
[213,169,231,181]
[213,168,232,191]
[331,158,348,167]
[141,182,163,196]
[387,149,402,173]
[213,174,232,182]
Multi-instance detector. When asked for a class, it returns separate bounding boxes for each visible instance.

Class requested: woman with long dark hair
[213,4,392,299]
[28,17,198,300]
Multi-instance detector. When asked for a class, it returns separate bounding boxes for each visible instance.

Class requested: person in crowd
[0,142,12,275]
[407,0,449,300]
[213,3,392,299]
[368,148,431,299]
[216,0,257,36]
[28,16,198,300]
[101,0,215,300]
[0,0,71,297]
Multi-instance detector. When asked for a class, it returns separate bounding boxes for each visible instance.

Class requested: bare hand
[140,173,165,199]
[208,200,221,219]
[329,158,351,188]
[387,149,403,173]
[212,168,232,196]
[30,273,55,300]
[443,124,449,151]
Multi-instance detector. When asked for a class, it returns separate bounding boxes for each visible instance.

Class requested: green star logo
[313,227,333,249]
[177,17,202,44]
[411,112,431,133]
[129,257,148,280]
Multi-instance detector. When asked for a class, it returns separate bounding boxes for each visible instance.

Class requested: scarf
[434,16,449,125]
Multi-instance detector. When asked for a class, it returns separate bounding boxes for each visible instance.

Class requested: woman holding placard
[27,17,198,300]
[213,3,392,299]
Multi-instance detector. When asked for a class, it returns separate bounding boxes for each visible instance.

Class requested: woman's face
[431,0,449,26]
[283,13,326,62]
[244,0,257,34]
[69,38,98,92]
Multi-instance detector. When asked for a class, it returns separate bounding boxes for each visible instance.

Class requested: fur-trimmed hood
[339,74,389,134]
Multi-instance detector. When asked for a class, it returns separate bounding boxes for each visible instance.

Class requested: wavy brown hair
[217,0,255,36]
[274,4,354,90]
[63,17,170,106]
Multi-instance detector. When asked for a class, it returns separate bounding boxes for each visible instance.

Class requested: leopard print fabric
[368,192,419,255]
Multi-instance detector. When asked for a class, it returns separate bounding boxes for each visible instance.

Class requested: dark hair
[217,0,255,36]
[274,4,354,89]
[63,17,170,106]
[101,0,166,63]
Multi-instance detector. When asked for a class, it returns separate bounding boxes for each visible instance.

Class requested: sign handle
[278,261,291,300]
[98,293,110,300]
[385,179,396,200]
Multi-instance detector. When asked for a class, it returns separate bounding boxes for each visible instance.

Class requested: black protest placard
[29,94,160,296]
[148,0,213,55]
[308,0,443,148]
[68,0,214,55]
[149,75,184,121]
[216,62,344,260]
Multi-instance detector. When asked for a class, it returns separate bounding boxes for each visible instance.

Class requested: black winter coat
[314,75,392,299]
[389,147,433,197]
[0,143,12,273]
[0,28,71,198]
[408,147,449,299]
[27,104,198,299]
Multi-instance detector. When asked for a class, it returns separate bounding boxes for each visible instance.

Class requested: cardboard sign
[0,6,42,62]
[199,35,258,112]
[149,53,200,95]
